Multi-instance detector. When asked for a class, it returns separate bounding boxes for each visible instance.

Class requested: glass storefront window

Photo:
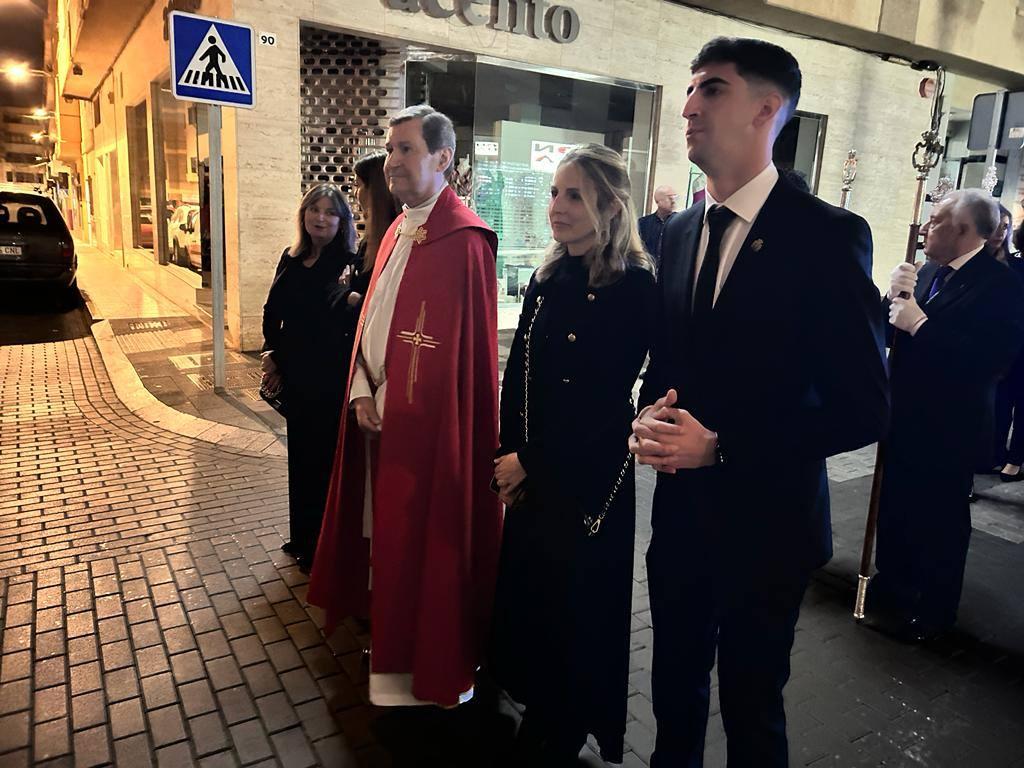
[472,61,655,307]
[155,81,211,291]
[125,101,153,251]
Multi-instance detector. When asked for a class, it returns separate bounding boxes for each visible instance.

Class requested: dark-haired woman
[348,151,401,313]
[490,144,656,766]
[262,183,357,571]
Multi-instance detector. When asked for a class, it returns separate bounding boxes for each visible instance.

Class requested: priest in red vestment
[308,105,502,709]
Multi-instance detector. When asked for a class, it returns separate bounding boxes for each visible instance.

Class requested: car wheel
[57,279,80,311]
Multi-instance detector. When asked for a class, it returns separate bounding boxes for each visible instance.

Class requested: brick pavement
[0,335,379,767]
[4,321,1024,766]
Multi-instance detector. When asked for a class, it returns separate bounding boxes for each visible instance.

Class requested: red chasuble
[308,186,502,707]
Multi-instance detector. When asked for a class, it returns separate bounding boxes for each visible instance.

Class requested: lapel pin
[751,239,764,252]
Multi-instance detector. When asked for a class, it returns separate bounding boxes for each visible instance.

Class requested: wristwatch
[713,435,726,466]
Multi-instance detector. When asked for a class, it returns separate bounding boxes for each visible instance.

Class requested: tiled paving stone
[7,308,1024,766]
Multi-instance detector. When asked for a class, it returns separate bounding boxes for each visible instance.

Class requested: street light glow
[32,107,48,117]
[2,62,49,84]
[4,62,30,84]
[30,131,45,142]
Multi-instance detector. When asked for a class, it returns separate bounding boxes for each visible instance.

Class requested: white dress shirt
[693,163,779,306]
[349,187,444,417]
[946,243,985,274]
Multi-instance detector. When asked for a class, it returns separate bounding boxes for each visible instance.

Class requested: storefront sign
[530,140,575,172]
[385,0,581,44]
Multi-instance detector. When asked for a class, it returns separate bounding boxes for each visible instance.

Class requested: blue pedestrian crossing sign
[170,11,255,109]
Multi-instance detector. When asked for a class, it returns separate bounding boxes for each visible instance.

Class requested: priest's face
[549,162,598,257]
[384,119,451,207]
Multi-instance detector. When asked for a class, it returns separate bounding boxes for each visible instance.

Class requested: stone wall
[224,0,938,347]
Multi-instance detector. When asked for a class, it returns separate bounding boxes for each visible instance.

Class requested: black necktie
[692,204,737,317]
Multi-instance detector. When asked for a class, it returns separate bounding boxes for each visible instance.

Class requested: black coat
[490,258,656,761]
[884,252,1024,471]
[640,177,890,573]
[261,246,359,406]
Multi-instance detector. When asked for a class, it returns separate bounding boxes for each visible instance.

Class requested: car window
[0,195,67,235]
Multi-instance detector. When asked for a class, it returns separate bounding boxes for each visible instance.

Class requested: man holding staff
[868,189,1024,642]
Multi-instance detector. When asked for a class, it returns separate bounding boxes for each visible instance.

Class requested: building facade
[52,0,1024,350]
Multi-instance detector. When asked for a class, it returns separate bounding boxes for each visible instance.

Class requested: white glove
[887,262,920,301]
[889,295,928,335]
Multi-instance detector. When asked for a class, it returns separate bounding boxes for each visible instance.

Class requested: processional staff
[839,150,858,210]
[853,67,948,620]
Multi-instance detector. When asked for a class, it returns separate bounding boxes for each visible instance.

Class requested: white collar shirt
[948,243,985,272]
[694,163,780,306]
[349,187,445,409]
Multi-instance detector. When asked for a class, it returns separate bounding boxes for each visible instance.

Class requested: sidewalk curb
[81,289,287,458]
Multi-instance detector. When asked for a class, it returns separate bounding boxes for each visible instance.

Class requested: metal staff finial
[928,176,954,204]
[839,149,858,210]
[981,164,999,195]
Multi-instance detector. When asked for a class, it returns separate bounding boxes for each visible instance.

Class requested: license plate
[0,245,22,256]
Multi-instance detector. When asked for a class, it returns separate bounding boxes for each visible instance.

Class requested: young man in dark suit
[869,189,1024,642]
[630,37,889,767]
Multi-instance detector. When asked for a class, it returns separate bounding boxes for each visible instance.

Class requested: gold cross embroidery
[396,301,440,404]
[397,221,428,244]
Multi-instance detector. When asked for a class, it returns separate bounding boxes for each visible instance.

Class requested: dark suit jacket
[640,176,889,573]
[885,251,1024,472]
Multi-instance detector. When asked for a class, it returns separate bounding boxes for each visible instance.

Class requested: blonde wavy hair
[536,143,654,287]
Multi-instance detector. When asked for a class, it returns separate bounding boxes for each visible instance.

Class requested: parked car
[167,204,201,270]
[0,190,77,303]
[139,212,154,249]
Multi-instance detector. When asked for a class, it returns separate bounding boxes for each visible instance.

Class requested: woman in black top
[261,183,357,571]
[490,144,657,766]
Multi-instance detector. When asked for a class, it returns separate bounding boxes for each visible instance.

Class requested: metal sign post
[169,11,255,392]
[208,105,226,392]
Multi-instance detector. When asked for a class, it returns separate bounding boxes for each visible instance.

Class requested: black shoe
[1000,470,1024,482]
[862,610,944,644]
[296,553,315,573]
[968,488,979,503]
[281,541,302,557]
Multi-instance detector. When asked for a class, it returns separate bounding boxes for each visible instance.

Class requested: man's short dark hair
[691,37,802,125]
[390,105,456,173]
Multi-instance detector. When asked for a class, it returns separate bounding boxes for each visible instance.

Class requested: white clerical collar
[403,187,445,225]
[948,243,985,271]
[703,163,779,225]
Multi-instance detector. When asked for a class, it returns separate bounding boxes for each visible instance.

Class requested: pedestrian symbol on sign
[177,24,251,96]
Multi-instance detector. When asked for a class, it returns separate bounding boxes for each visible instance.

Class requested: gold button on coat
[567,333,576,342]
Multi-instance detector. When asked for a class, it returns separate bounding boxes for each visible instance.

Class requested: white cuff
[349,362,373,403]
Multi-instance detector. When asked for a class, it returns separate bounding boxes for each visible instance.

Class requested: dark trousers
[993,374,1024,466]
[873,456,972,629]
[646,532,809,768]
[285,401,341,557]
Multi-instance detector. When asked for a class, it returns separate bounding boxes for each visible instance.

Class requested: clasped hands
[887,262,928,335]
[493,453,527,506]
[629,389,718,473]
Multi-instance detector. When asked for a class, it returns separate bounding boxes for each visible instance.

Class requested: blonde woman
[261,183,356,571]
[490,144,657,766]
